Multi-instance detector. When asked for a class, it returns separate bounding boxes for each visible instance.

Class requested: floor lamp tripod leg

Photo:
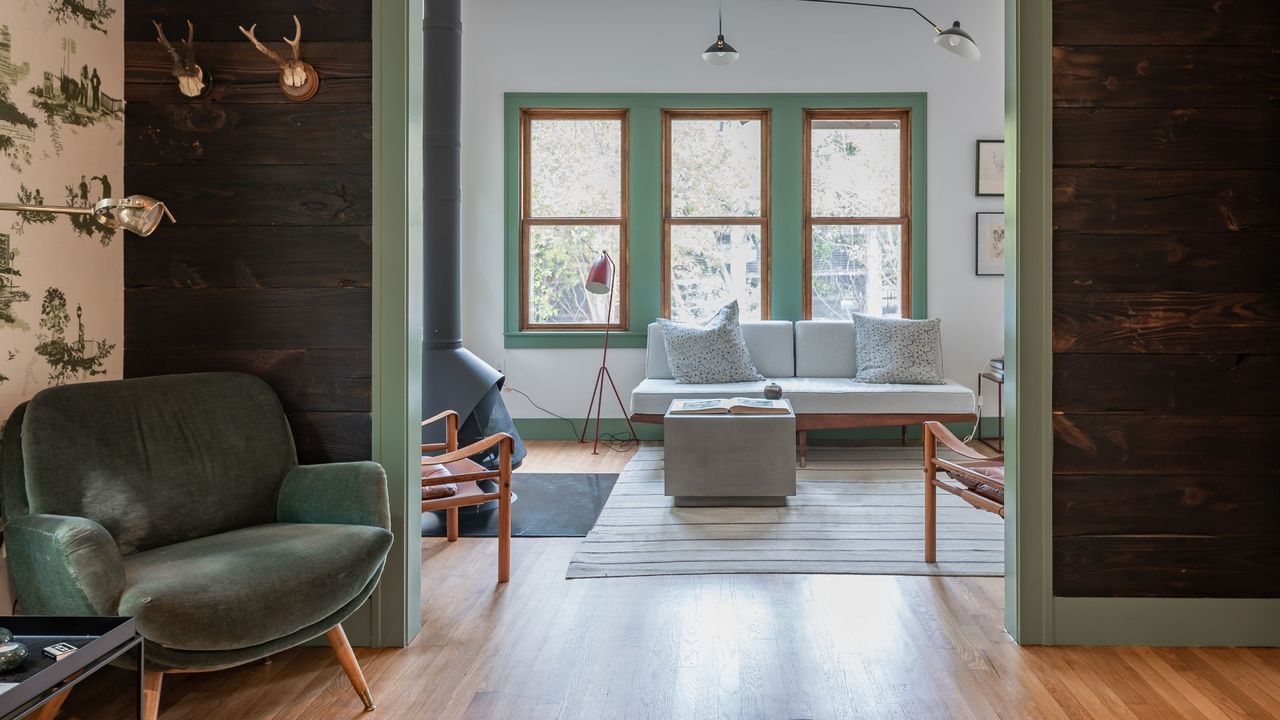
[602,365,639,444]
[579,366,604,444]
[591,366,607,455]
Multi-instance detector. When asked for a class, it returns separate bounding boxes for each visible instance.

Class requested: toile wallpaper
[0,0,123,428]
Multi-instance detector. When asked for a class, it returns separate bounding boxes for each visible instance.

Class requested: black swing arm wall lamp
[796,0,981,61]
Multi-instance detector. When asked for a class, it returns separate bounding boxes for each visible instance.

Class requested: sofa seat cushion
[120,523,392,652]
[631,377,975,416]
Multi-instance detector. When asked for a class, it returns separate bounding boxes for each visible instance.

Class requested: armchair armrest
[923,421,995,462]
[422,433,513,466]
[278,462,391,530]
[4,514,124,616]
[422,410,459,453]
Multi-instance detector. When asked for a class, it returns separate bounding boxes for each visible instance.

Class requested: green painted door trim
[504,92,927,349]
[1004,0,1055,645]
[368,0,423,648]
[1053,598,1280,647]
[1007,0,1279,647]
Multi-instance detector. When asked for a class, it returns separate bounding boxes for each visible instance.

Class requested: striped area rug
[566,443,1004,579]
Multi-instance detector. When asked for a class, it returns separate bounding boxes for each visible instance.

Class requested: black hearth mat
[421,473,618,538]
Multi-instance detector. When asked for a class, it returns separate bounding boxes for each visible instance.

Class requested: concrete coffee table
[663,399,797,507]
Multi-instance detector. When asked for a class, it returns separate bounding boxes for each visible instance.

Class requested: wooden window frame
[661,108,772,320]
[802,108,912,319]
[519,108,630,331]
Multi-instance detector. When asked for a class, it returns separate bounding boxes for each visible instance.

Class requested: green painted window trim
[504,92,928,349]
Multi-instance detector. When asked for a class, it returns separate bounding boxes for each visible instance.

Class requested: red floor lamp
[580,250,639,454]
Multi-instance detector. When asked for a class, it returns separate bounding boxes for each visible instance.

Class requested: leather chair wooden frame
[922,420,1005,564]
[420,410,514,583]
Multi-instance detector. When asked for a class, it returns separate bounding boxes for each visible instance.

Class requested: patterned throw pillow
[852,314,947,385]
[658,301,765,384]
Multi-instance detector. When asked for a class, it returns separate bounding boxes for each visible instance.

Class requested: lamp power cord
[504,386,639,453]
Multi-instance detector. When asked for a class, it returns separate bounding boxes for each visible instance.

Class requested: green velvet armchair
[0,373,393,719]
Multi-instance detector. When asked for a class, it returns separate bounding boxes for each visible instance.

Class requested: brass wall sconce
[0,196,176,237]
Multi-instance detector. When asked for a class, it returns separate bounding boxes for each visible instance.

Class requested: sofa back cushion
[794,321,857,377]
[18,373,297,555]
[646,320,795,379]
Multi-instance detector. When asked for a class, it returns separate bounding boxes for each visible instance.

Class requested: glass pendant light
[702,0,740,66]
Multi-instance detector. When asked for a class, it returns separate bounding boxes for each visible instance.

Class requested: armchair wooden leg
[923,425,937,564]
[446,507,459,542]
[31,689,69,720]
[797,431,808,468]
[142,671,163,720]
[498,442,512,584]
[326,625,375,712]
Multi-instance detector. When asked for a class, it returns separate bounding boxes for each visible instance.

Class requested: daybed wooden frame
[631,412,977,466]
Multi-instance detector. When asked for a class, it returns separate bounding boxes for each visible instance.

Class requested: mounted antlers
[237,15,319,102]
[153,19,207,97]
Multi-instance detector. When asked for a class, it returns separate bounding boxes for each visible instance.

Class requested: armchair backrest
[2,372,298,555]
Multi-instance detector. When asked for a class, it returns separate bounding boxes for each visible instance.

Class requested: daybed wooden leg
[142,671,163,720]
[923,424,937,564]
[326,625,376,711]
[797,431,807,468]
[446,507,459,541]
[901,425,908,446]
[31,688,70,720]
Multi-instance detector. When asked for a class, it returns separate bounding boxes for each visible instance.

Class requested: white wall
[461,0,1004,421]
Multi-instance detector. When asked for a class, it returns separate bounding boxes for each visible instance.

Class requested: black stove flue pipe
[422,0,526,469]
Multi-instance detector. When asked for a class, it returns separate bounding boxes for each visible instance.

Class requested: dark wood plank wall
[123,1,373,463]
[1051,0,1280,597]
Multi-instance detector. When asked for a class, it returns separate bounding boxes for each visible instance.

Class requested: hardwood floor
[62,440,1279,719]
[513,439,638,474]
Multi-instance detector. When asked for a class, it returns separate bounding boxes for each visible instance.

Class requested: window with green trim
[662,109,771,322]
[519,108,628,330]
[505,93,927,348]
[804,108,912,319]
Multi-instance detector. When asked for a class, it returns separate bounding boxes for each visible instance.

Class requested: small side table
[977,371,1004,453]
[664,400,797,506]
[0,616,143,720]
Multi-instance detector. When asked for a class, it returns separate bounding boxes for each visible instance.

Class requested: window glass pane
[670,118,761,217]
[527,225,621,325]
[810,224,903,319]
[529,118,622,217]
[810,118,901,217]
[669,224,762,323]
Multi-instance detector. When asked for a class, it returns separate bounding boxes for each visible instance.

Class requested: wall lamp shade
[94,195,177,236]
[935,21,980,61]
[796,0,980,62]
[584,252,613,295]
[0,194,176,237]
[702,35,740,66]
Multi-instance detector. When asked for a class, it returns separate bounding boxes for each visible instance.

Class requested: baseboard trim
[513,417,1001,443]
[1053,597,1280,647]
[513,418,665,441]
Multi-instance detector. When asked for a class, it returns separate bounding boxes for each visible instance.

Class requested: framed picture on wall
[976,212,1006,276]
[976,140,1005,196]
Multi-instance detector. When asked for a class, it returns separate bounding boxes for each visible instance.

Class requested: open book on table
[668,398,791,415]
